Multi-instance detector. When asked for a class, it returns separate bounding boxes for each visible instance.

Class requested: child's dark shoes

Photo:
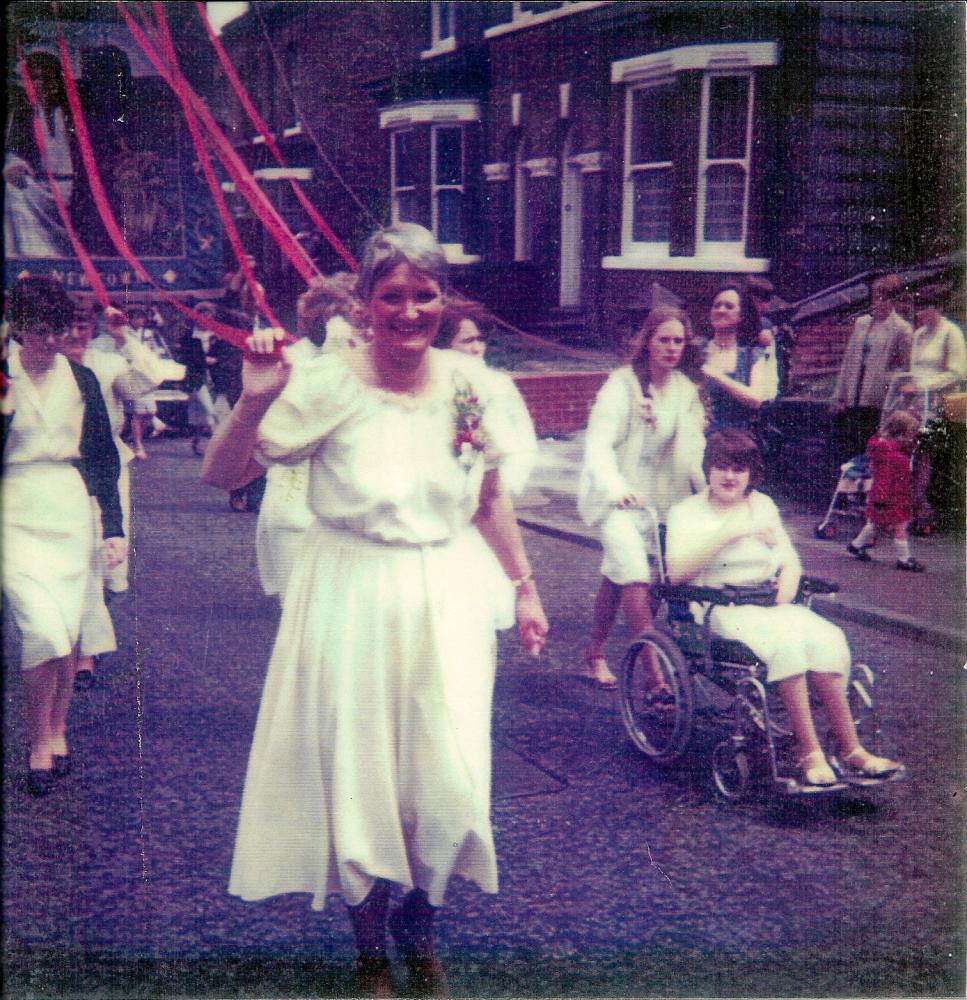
[895,558,925,572]
[846,542,871,561]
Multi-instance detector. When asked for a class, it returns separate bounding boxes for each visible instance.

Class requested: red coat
[865,434,913,527]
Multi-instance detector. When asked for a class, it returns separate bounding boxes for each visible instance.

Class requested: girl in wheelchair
[665,430,903,787]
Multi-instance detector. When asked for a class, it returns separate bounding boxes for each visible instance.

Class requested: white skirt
[229,523,501,909]
[78,496,117,660]
[599,507,656,586]
[709,603,850,684]
[3,462,93,669]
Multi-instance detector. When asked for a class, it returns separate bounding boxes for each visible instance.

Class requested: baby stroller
[813,453,872,541]
[816,386,936,540]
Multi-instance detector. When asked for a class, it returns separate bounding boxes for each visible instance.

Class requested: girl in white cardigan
[578,306,707,687]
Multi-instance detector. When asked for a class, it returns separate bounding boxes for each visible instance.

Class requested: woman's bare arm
[474,468,548,656]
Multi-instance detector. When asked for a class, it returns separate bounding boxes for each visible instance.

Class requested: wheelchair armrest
[652,582,778,607]
[796,576,839,600]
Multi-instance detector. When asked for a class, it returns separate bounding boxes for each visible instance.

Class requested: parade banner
[3,16,223,296]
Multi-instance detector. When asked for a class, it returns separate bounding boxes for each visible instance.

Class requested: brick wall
[512,371,609,436]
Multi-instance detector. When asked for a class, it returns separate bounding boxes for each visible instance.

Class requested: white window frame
[695,71,755,255]
[605,41,778,272]
[431,124,466,255]
[422,2,457,59]
[381,101,482,263]
[390,129,417,227]
[484,1,611,38]
[621,76,676,257]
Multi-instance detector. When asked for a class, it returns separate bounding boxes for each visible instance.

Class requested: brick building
[218,1,963,349]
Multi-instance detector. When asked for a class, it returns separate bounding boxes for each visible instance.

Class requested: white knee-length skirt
[599,507,656,585]
[229,523,502,909]
[3,462,94,670]
[708,603,850,684]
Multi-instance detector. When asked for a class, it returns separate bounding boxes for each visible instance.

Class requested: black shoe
[895,558,925,572]
[846,542,872,561]
[52,754,71,778]
[28,769,55,797]
[73,668,95,692]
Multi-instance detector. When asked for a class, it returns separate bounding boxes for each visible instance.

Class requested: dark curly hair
[6,276,74,334]
[708,281,760,347]
[702,429,764,492]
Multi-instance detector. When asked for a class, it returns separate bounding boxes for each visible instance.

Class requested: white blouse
[255,348,514,545]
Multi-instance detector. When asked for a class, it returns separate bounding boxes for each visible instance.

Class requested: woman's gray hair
[356,223,449,303]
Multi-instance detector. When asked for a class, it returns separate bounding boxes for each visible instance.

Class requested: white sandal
[798,750,837,787]
[841,747,902,778]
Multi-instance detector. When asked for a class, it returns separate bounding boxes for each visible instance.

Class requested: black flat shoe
[895,558,925,572]
[52,755,71,778]
[28,769,55,797]
[73,668,95,692]
[846,542,871,561]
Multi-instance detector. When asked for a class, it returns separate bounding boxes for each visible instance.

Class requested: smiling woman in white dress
[202,223,548,997]
[3,277,126,797]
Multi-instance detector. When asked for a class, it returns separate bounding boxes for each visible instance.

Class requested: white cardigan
[578,367,706,526]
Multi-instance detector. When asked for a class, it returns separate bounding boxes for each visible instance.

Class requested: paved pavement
[516,432,965,653]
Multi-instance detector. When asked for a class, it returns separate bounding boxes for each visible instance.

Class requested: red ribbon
[16,48,111,309]
[193,1,357,271]
[127,2,320,287]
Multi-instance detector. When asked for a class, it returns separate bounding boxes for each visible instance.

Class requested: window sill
[421,37,457,59]
[484,2,611,38]
[442,247,481,265]
[602,252,770,273]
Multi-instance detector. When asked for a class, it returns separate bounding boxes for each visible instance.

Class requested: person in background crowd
[846,410,925,572]
[124,304,172,459]
[830,274,913,465]
[435,297,538,497]
[203,223,548,997]
[254,273,364,601]
[221,255,268,511]
[183,300,223,456]
[701,281,779,437]
[3,277,125,796]
[61,303,165,689]
[666,430,904,787]
[578,305,707,689]
[4,50,76,258]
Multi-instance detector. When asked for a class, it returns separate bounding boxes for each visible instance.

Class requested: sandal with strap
[841,747,903,778]
[581,651,618,690]
[798,750,837,787]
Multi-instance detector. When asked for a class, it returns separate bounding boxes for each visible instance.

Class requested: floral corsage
[452,375,487,470]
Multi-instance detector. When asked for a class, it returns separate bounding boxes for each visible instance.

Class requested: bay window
[607,42,779,271]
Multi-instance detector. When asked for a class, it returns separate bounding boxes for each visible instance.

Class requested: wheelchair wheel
[619,629,694,763]
[712,739,756,802]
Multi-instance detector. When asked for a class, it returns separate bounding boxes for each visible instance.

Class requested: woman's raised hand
[241,329,291,406]
[103,537,129,569]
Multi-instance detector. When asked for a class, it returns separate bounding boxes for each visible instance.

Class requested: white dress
[229,348,515,909]
[578,367,706,585]
[665,489,850,684]
[77,335,166,656]
[3,353,94,670]
[255,337,322,598]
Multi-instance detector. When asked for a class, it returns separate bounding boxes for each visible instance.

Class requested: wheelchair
[617,512,906,802]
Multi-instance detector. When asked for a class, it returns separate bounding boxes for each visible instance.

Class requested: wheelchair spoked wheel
[619,629,694,763]
[712,738,758,803]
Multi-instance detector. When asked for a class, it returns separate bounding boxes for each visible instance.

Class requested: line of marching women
[2,276,164,797]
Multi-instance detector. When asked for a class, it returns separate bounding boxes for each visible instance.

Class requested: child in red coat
[847,410,924,571]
